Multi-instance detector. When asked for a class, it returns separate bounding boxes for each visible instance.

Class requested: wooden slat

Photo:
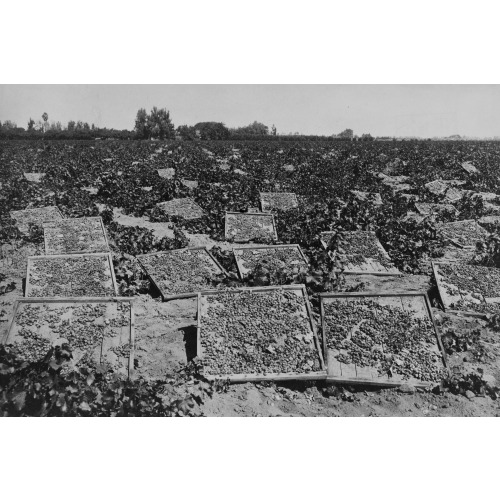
[196,293,202,358]
[303,286,325,371]
[106,253,119,295]
[375,295,403,309]
[367,259,387,273]
[327,354,343,377]
[343,270,402,276]
[320,295,329,371]
[341,358,365,381]
[204,371,327,383]
[422,294,449,369]
[343,261,358,272]
[400,295,427,319]
[354,365,376,381]
[99,217,111,250]
[2,301,21,344]
[363,258,378,273]
[129,302,135,376]
[25,256,33,298]
[432,262,464,310]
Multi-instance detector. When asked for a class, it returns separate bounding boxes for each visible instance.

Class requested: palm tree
[42,112,48,133]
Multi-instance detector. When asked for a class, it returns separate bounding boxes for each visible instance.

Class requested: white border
[2,2,499,499]
[2,2,499,83]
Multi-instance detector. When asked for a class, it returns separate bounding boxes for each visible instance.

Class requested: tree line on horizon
[0,107,371,141]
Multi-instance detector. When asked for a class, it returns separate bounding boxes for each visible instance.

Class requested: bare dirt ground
[202,381,499,417]
[2,217,500,417]
[113,208,176,240]
[113,208,254,251]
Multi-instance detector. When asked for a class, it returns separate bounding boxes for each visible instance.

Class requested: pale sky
[1,84,499,138]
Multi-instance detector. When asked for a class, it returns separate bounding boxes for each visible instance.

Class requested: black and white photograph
[1,1,499,499]
[5,82,500,417]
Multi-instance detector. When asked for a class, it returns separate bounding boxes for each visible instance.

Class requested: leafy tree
[27,118,35,131]
[148,107,175,140]
[42,112,48,133]
[1,120,17,130]
[67,120,76,132]
[177,124,196,140]
[48,121,62,131]
[134,108,149,139]
[133,107,174,140]
[231,121,269,136]
[271,124,277,136]
[193,122,230,140]
[336,128,354,139]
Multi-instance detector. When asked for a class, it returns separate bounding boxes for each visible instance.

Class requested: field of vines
[2,139,500,416]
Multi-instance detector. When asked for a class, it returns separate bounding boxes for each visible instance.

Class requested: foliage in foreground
[0,345,223,417]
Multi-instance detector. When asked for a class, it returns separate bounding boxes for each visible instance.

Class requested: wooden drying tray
[197,284,326,383]
[320,231,402,276]
[42,216,110,255]
[259,192,299,212]
[25,252,119,299]
[320,292,448,388]
[224,211,278,243]
[10,206,64,233]
[435,220,489,250]
[3,297,135,378]
[431,261,500,318]
[232,244,308,280]
[136,247,229,301]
